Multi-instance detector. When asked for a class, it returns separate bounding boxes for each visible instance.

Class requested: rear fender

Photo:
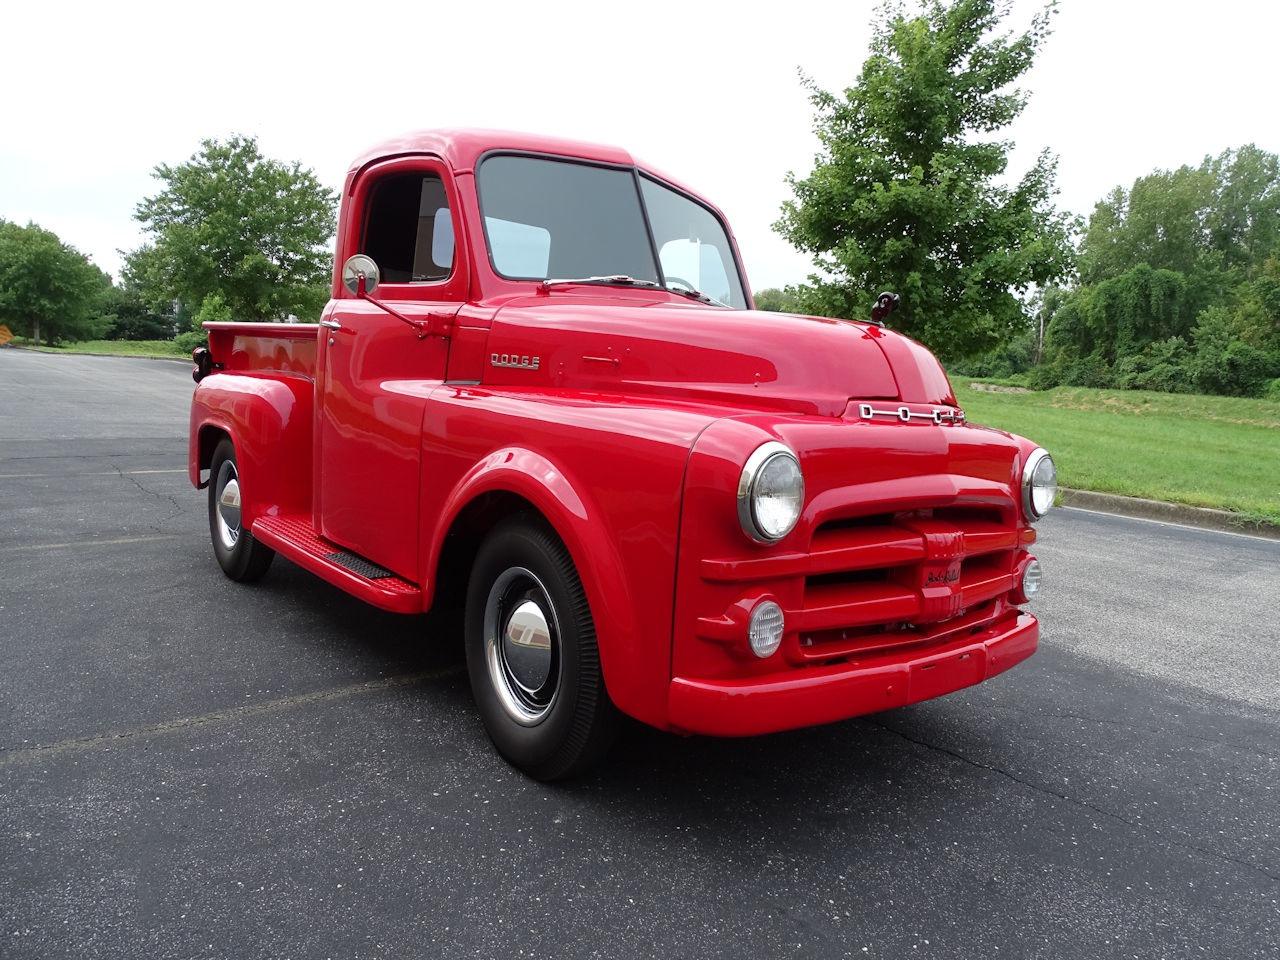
[188,373,314,525]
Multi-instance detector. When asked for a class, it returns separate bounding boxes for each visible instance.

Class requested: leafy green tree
[775,0,1076,361]
[1039,146,1280,396]
[1079,168,1216,284]
[753,287,803,312]
[130,136,337,322]
[1079,146,1280,283]
[174,293,233,354]
[101,285,174,340]
[0,220,112,344]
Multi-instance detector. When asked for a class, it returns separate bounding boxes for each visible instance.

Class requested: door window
[362,174,454,283]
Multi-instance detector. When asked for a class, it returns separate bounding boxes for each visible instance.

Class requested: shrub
[1188,306,1280,396]
[174,330,206,354]
[1062,354,1113,388]
[1113,337,1193,393]
[1026,363,1063,391]
[192,293,233,326]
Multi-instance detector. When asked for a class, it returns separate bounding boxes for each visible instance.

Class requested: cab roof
[347,128,638,176]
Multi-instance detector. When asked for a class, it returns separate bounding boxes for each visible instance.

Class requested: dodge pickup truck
[189,129,1055,779]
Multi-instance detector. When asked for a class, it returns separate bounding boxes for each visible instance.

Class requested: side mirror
[335,254,444,339]
[342,254,381,297]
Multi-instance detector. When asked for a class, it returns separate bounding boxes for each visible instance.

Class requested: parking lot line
[0,667,463,769]
[0,468,188,480]
[0,534,185,553]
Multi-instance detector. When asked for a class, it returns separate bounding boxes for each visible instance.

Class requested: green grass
[12,338,190,358]
[957,381,1280,527]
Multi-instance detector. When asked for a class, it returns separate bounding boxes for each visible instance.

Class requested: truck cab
[189,129,1055,779]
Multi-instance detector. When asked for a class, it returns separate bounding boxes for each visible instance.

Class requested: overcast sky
[2,0,1276,290]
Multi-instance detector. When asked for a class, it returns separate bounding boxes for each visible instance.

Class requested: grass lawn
[956,382,1280,527]
[11,338,190,359]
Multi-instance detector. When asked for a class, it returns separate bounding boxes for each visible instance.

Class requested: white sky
[2,0,1276,290]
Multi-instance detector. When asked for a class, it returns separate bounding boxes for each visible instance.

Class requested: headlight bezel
[737,441,805,543]
[1022,448,1057,522]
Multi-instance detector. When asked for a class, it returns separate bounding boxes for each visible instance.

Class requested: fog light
[1012,557,1043,604]
[748,600,785,658]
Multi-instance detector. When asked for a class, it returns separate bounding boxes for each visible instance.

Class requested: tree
[1079,146,1280,284]
[1038,146,1280,396]
[775,0,1076,361]
[753,287,803,312]
[0,220,112,344]
[100,284,174,340]
[131,135,338,322]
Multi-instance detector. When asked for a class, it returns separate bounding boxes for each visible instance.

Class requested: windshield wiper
[542,275,661,290]
[665,284,729,307]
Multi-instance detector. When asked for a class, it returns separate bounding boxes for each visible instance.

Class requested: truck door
[317,158,465,580]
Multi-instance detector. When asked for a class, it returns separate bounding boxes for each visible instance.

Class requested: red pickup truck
[189,129,1055,779]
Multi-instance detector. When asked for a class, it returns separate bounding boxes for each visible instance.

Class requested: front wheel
[208,438,275,582]
[464,516,618,780]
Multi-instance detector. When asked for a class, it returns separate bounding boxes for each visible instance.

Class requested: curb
[1059,488,1279,541]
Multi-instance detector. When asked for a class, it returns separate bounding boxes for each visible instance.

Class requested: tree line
[2,0,1276,399]
[760,0,1277,400]
[0,135,336,351]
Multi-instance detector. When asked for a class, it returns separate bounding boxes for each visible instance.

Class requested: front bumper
[667,610,1037,737]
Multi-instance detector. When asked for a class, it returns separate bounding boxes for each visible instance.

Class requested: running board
[251,515,424,614]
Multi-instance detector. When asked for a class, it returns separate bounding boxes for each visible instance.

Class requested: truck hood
[487,298,957,416]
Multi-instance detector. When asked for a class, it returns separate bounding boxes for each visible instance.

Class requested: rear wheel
[464,516,617,780]
[208,438,275,582]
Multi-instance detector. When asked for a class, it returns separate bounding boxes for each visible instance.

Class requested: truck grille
[791,507,1020,662]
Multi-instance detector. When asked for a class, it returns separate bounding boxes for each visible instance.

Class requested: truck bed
[203,321,319,377]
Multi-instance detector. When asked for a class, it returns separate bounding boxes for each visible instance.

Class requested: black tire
[208,438,275,583]
[464,515,618,780]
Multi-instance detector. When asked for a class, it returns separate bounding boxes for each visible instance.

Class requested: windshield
[477,154,746,308]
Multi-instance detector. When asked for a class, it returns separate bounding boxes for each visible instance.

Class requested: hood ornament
[869,291,900,327]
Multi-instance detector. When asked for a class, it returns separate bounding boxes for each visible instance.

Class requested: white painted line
[0,468,187,480]
[0,667,463,768]
[0,534,184,553]
[1061,505,1280,545]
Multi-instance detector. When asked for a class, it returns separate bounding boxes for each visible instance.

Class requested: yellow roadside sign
[0,325,12,347]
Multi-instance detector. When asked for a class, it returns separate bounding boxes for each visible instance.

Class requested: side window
[361,174,454,284]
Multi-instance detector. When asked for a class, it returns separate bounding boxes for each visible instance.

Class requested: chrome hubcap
[214,461,242,550]
[484,567,560,725]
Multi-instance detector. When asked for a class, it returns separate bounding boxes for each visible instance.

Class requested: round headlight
[1022,448,1057,522]
[738,442,804,542]
[748,600,785,658]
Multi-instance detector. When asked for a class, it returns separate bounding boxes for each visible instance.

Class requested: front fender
[428,446,641,717]
[419,388,720,729]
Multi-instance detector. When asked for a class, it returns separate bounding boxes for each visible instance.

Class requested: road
[1,348,1276,959]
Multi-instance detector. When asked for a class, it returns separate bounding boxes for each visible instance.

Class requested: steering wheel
[664,275,697,292]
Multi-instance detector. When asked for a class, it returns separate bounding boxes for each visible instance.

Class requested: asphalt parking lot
[1,348,1277,959]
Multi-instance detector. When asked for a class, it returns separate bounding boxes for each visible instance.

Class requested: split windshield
[476,154,747,309]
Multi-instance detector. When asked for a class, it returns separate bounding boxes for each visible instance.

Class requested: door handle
[320,318,343,330]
